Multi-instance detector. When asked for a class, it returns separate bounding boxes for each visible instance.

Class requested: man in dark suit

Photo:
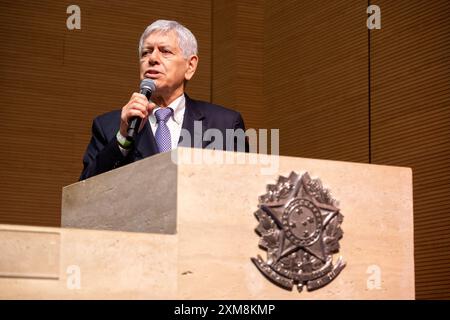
[80,20,247,180]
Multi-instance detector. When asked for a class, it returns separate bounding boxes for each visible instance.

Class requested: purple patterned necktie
[155,108,173,153]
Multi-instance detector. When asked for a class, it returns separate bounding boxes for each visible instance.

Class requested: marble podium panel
[1,148,414,299]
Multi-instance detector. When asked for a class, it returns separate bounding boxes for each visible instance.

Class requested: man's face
[139,30,197,98]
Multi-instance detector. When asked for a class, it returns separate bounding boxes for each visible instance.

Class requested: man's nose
[148,50,160,65]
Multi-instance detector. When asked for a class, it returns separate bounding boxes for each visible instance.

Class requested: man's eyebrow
[144,42,174,47]
[158,43,173,49]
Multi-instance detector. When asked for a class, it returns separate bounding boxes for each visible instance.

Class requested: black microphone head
[140,78,156,95]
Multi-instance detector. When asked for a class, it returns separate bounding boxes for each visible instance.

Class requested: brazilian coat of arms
[251,172,346,292]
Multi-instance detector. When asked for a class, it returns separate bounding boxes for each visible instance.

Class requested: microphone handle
[126,88,153,141]
[126,117,141,142]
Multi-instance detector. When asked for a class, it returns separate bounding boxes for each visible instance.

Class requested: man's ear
[184,55,199,81]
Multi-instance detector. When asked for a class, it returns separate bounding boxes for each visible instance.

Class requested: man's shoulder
[94,109,121,121]
[187,96,241,118]
[92,109,121,127]
[90,110,121,136]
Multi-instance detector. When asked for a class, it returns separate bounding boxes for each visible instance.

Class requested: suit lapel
[180,94,207,148]
[134,94,208,158]
[134,120,158,159]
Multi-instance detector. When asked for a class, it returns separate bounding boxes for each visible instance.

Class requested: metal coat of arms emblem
[251,172,346,292]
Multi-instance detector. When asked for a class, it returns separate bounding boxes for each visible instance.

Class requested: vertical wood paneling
[0,0,211,227]
[371,0,450,299]
[212,0,265,130]
[264,0,369,162]
[212,0,238,109]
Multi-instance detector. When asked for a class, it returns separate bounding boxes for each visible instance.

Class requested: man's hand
[120,93,156,137]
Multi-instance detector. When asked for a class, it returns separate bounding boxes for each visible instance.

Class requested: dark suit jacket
[80,95,247,180]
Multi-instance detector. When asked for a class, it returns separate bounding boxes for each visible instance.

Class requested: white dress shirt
[149,93,186,150]
[118,94,186,155]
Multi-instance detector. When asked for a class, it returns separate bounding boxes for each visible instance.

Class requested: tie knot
[155,108,173,123]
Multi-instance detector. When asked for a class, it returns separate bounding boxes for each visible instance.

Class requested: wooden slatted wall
[212,0,265,131]
[0,0,211,226]
[264,0,369,162]
[371,0,450,299]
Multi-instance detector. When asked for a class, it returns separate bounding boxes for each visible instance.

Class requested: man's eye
[141,50,153,57]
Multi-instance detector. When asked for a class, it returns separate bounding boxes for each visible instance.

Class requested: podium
[0,148,415,299]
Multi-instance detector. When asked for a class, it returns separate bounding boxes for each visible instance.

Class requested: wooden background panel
[0,0,211,227]
[212,0,238,111]
[235,0,265,131]
[264,0,369,162]
[212,0,265,131]
[371,0,450,299]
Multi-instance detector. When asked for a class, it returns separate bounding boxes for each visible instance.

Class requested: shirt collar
[150,94,185,125]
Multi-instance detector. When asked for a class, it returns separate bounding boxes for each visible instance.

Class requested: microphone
[126,78,156,141]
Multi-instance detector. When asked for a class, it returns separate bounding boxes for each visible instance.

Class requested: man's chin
[140,76,159,86]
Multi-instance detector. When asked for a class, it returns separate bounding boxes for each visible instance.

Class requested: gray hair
[138,20,198,59]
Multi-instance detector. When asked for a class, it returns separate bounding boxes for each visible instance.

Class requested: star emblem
[252,172,345,291]
[259,173,339,264]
